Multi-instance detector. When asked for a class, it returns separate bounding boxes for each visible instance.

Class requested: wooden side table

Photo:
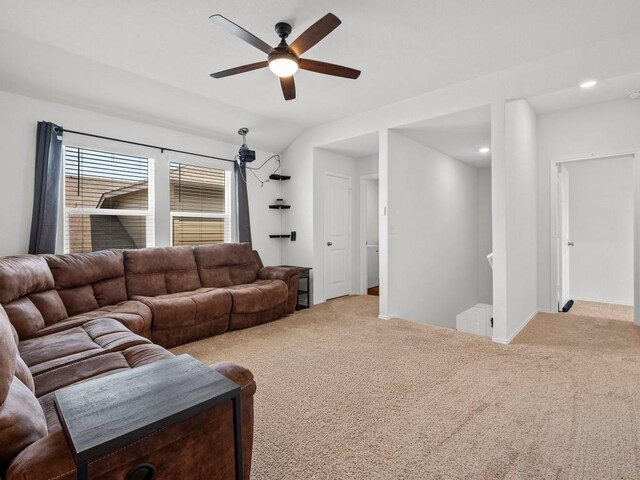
[279,265,312,310]
[54,354,243,480]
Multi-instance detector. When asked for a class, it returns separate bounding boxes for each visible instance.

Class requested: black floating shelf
[269,205,291,209]
[269,174,291,181]
[269,234,291,239]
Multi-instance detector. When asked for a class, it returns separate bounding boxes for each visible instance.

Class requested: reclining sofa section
[0,242,297,478]
[0,242,299,349]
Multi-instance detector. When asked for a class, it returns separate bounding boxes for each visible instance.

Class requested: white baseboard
[492,310,538,345]
[378,314,392,320]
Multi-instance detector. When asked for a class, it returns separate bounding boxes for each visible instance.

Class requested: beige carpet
[172,296,640,479]
[568,300,634,322]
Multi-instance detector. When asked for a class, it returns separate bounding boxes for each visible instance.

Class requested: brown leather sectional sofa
[0,242,299,479]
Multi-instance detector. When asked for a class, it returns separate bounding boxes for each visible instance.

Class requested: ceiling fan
[209,13,361,101]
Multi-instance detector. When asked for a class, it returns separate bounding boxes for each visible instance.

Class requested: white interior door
[558,165,572,310]
[324,173,352,300]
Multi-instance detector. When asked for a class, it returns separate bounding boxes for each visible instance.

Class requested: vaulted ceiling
[1,0,640,151]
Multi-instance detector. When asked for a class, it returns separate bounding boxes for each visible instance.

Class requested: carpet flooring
[568,300,634,322]
[172,296,640,480]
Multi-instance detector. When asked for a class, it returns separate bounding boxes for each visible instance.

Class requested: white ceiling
[2,1,640,151]
[319,132,379,158]
[397,105,491,168]
[528,71,640,114]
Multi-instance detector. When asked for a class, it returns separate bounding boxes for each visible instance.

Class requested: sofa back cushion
[0,256,67,340]
[124,246,201,297]
[194,243,259,288]
[0,306,17,406]
[0,306,46,467]
[44,250,128,316]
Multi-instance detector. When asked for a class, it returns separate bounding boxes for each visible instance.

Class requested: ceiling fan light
[268,57,299,77]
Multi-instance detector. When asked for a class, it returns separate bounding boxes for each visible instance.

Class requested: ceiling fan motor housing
[275,22,292,39]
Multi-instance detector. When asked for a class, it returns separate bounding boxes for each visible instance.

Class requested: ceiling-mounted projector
[238,127,256,163]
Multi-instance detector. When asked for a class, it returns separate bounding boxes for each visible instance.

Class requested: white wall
[386,130,479,328]
[564,156,634,305]
[0,90,282,265]
[537,98,640,312]
[357,154,379,178]
[477,167,493,304]
[365,180,379,247]
[499,99,538,342]
[280,32,640,337]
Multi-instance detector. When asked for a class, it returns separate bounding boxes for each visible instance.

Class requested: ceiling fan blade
[299,59,361,79]
[210,14,274,55]
[289,13,341,56]
[210,61,268,79]
[280,76,296,101]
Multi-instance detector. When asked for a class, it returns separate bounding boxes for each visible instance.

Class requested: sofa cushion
[133,288,231,331]
[34,343,173,402]
[194,243,260,288]
[0,306,18,406]
[0,256,54,305]
[14,357,35,394]
[125,246,201,297]
[33,300,153,338]
[0,256,68,340]
[0,377,48,467]
[20,318,152,379]
[44,250,129,316]
[226,280,289,314]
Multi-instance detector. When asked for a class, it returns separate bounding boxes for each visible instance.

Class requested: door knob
[568,241,574,247]
[327,242,333,246]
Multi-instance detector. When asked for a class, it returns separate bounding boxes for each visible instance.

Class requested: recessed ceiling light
[580,80,597,89]
[479,147,490,154]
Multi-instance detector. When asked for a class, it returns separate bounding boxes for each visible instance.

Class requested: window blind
[169,162,231,246]
[63,146,154,253]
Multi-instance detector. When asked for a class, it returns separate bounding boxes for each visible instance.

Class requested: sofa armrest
[210,361,256,397]
[7,362,256,480]
[258,267,299,313]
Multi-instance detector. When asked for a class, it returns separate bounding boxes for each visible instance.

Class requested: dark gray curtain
[29,122,63,254]
[234,160,252,243]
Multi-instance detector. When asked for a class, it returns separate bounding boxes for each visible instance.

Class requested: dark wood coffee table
[54,354,243,480]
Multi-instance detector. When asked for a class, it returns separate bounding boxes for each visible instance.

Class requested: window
[169,162,232,246]
[63,146,154,253]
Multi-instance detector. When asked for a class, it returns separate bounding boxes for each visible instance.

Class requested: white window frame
[61,144,155,254]
[169,167,232,245]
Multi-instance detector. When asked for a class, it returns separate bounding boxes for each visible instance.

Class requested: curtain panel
[234,160,252,244]
[29,121,63,254]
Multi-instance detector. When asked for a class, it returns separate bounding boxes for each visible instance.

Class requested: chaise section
[133,289,232,348]
[19,317,152,378]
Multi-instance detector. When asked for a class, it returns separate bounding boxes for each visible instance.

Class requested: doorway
[360,174,379,296]
[556,153,637,322]
[323,173,353,300]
